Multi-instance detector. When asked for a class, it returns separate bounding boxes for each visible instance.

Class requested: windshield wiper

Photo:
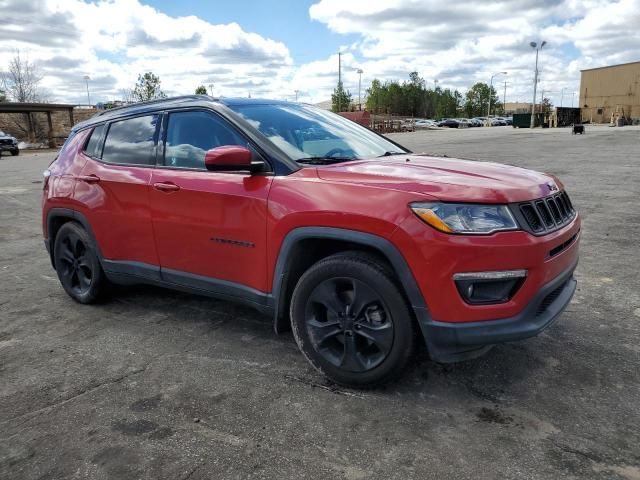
[377,151,406,157]
[296,156,355,165]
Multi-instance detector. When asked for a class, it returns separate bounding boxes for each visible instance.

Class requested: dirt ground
[1,125,639,479]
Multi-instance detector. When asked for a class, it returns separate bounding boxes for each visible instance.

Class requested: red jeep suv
[42,96,580,387]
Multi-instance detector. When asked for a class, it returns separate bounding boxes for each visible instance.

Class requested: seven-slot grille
[518,191,575,234]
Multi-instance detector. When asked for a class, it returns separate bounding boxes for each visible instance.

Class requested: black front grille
[517,191,576,235]
[0,139,13,145]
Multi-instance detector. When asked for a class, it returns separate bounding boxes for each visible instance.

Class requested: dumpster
[512,113,546,128]
[513,113,531,128]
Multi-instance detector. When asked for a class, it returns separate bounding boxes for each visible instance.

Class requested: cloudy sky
[1,0,639,108]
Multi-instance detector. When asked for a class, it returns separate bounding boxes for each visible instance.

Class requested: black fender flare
[45,207,104,268]
[271,227,428,333]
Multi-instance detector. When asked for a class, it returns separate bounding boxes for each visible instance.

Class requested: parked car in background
[468,118,483,127]
[437,118,460,128]
[0,130,19,156]
[414,119,438,129]
[42,96,580,387]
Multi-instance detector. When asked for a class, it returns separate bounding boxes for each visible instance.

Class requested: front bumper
[416,259,577,362]
[0,143,18,151]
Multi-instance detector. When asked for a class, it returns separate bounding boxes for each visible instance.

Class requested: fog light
[453,270,527,305]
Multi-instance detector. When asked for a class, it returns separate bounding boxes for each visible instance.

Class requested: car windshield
[229,103,408,163]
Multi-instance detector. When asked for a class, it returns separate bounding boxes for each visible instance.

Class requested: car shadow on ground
[93,283,551,402]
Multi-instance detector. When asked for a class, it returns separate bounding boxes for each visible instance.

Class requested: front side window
[84,124,106,158]
[229,103,408,163]
[164,111,248,169]
[102,115,159,165]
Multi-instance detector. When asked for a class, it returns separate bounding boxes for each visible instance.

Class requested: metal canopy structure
[0,102,76,147]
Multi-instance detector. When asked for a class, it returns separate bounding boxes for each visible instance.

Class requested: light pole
[529,40,546,127]
[487,72,507,125]
[294,90,299,102]
[357,69,363,110]
[83,75,91,106]
[434,79,438,89]
[208,83,214,96]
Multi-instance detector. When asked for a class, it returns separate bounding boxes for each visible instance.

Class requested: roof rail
[96,95,216,116]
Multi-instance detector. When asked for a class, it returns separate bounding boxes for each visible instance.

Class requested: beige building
[580,61,640,123]
[503,102,539,114]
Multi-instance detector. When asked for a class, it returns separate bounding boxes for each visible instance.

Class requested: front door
[149,109,273,294]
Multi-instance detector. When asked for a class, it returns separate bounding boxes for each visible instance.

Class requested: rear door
[149,109,273,293]
[75,114,160,268]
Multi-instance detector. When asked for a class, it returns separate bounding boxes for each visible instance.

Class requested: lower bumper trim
[414,259,578,363]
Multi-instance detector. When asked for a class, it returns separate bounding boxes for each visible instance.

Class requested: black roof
[72,95,304,131]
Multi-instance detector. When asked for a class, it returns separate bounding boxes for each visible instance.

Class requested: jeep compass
[42,96,580,387]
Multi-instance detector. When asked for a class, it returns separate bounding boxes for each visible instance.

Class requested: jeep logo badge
[547,182,558,192]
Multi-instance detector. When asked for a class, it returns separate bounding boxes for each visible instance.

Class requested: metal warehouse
[580,60,640,124]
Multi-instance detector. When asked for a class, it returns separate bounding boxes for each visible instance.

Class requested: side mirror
[204,146,252,171]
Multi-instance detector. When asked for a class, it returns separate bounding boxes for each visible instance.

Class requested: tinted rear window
[84,124,105,158]
[102,115,159,165]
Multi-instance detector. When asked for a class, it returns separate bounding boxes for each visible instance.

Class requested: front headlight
[410,202,518,234]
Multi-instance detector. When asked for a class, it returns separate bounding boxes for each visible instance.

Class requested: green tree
[464,82,501,117]
[195,85,207,95]
[132,72,166,102]
[331,81,352,112]
[540,97,553,113]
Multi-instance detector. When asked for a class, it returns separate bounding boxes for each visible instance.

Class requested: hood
[316,155,561,203]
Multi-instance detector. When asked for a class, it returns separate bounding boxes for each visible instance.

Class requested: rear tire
[290,252,416,388]
[53,222,108,303]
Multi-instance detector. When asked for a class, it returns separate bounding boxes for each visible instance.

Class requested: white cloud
[0,0,638,107]
[0,0,293,103]
[307,0,640,107]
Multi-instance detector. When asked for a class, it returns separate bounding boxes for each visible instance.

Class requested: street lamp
[487,71,507,125]
[356,69,363,110]
[529,40,547,127]
[294,90,299,102]
[83,75,91,106]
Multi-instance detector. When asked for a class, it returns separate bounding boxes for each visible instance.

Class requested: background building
[580,61,640,123]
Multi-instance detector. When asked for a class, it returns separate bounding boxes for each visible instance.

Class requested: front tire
[53,222,108,303]
[10,149,19,156]
[290,252,416,388]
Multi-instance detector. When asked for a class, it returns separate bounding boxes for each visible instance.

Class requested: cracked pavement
[1,126,639,479]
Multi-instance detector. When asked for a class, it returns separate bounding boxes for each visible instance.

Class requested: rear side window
[102,115,159,165]
[84,124,105,158]
[164,111,248,169]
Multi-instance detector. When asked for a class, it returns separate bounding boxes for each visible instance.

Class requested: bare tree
[0,51,46,142]
[1,51,43,102]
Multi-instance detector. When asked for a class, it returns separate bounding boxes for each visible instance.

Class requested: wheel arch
[46,208,102,268]
[271,227,427,333]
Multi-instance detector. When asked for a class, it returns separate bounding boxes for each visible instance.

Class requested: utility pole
[294,90,299,102]
[503,80,507,115]
[487,72,507,124]
[337,51,342,112]
[83,75,91,106]
[560,87,566,107]
[529,41,546,128]
[356,69,363,111]
[208,83,214,96]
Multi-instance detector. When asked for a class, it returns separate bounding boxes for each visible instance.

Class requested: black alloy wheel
[291,252,416,388]
[53,222,108,303]
[305,277,394,372]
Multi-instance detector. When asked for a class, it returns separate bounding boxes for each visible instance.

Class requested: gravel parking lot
[1,125,639,480]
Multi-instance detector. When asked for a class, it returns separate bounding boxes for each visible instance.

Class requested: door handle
[153,182,181,192]
[77,174,100,184]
